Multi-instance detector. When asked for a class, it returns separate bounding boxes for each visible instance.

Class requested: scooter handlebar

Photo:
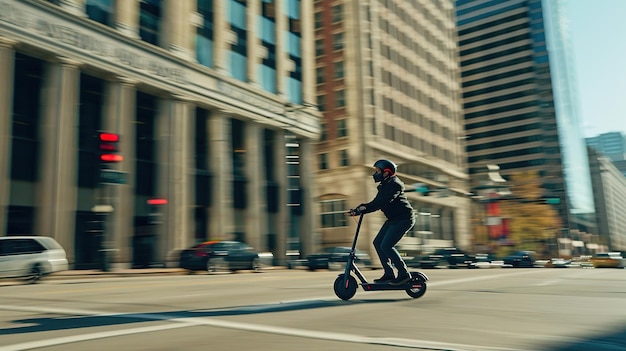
[346,208,362,216]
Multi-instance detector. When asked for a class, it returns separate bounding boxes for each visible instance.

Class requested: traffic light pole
[94,183,114,272]
[95,132,124,272]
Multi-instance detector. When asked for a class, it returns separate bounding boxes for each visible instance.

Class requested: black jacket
[360,176,413,221]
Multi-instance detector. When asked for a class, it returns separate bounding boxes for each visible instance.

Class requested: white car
[0,236,69,283]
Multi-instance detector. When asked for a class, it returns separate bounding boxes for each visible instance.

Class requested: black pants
[373,217,415,276]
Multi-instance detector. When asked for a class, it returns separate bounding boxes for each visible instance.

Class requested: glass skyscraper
[456,0,596,234]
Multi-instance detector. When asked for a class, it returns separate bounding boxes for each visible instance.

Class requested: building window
[316,66,324,84]
[227,0,248,81]
[320,199,348,228]
[315,38,324,56]
[259,0,277,92]
[77,73,105,188]
[135,92,158,197]
[11,54,44,182]
[317,95,326,111]
[339,149,349,166]
[333,61,344,79]
[320,122,328,141]
[335,89,346,108]
[331,4,343,22]
[285,0,302,104]
[197,0,215,68]
[314,11,323,29]
[337,118,347,137]
[86,0,114,27]
[139,0,162,45]
[332,32,344,51]
[318,153,328,170]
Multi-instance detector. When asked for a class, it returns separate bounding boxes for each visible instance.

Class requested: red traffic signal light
[98,132,123,163]
[147,198,168,205]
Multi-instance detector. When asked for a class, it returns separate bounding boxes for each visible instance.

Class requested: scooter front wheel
[333,274,358,300]
[405,275,427,298]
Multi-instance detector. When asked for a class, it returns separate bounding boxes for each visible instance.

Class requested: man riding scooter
[350,159,415,285]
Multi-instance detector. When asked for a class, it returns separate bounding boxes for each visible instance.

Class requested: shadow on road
[0,298,402,335]
[543,325,626,351]
[3,300,626,350]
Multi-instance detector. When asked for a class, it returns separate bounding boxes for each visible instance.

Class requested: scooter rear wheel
[405,275,427,298]
[333,274,358,300]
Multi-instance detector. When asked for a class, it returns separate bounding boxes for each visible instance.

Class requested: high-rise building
[456,0,596,239]
[588,148,626,252]
[586,131,626,162]
[0,0,320,268]
[313,0,471,257]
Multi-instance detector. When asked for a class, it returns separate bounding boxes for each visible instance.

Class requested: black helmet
[373,159,397,174]
[372,159,396,182]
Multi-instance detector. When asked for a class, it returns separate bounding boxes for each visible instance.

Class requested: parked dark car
[502,250,536,268]
[306,246,372,270]
[179,240,261,273]
[419,247,476,269]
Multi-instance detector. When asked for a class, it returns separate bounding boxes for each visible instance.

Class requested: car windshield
[37,237,63,250]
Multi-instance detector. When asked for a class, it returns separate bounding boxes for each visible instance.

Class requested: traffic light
[98,132,123,163]
[147,198,168,225]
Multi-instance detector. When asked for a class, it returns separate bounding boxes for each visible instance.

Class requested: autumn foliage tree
[499,171,562,257]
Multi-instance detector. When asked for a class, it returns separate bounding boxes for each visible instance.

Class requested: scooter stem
[343,214,364,286]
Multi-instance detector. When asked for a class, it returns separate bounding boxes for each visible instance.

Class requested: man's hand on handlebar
[346,206,366,216]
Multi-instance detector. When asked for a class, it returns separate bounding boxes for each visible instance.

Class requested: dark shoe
[373,273,395,283]
[389,272,411,285]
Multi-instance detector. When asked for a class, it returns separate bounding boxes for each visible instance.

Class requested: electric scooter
[333,213,429,301]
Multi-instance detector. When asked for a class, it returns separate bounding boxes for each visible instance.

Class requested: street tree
[499,171,562,257]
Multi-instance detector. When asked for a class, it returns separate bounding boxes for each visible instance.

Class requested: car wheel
[24,264,43,284]
[207,258,228,272]
[251,258,262,272]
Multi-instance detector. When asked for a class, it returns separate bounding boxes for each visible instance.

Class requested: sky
[564,0,626,138]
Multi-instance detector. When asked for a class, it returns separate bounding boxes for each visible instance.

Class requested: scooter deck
[361,280,424,291]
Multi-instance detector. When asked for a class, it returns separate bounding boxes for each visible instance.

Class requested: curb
[48,269,186,279]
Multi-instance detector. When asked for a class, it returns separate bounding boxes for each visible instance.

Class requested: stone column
[300,0,315,106]
[208,112,234,240]
[162,0,195,60]
[153,97,194,265]
[36,58,81,262]
[247,0,260,86]
[0,37,17,236]
[103,77,136,266]
[163,96,195,263]
[212,0,228,73]
[273,130,288,264]
[298,138,316,256]
[275,0,287,97]
[116,0,140,38]
[454,197,471,250]
[244,123,267,251]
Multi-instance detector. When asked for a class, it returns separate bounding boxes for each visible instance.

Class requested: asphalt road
[1,268,625,351]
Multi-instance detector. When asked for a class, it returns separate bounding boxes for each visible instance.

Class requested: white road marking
[0,304,525,351]
[1,323,188,351]
[0,270,553,351]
